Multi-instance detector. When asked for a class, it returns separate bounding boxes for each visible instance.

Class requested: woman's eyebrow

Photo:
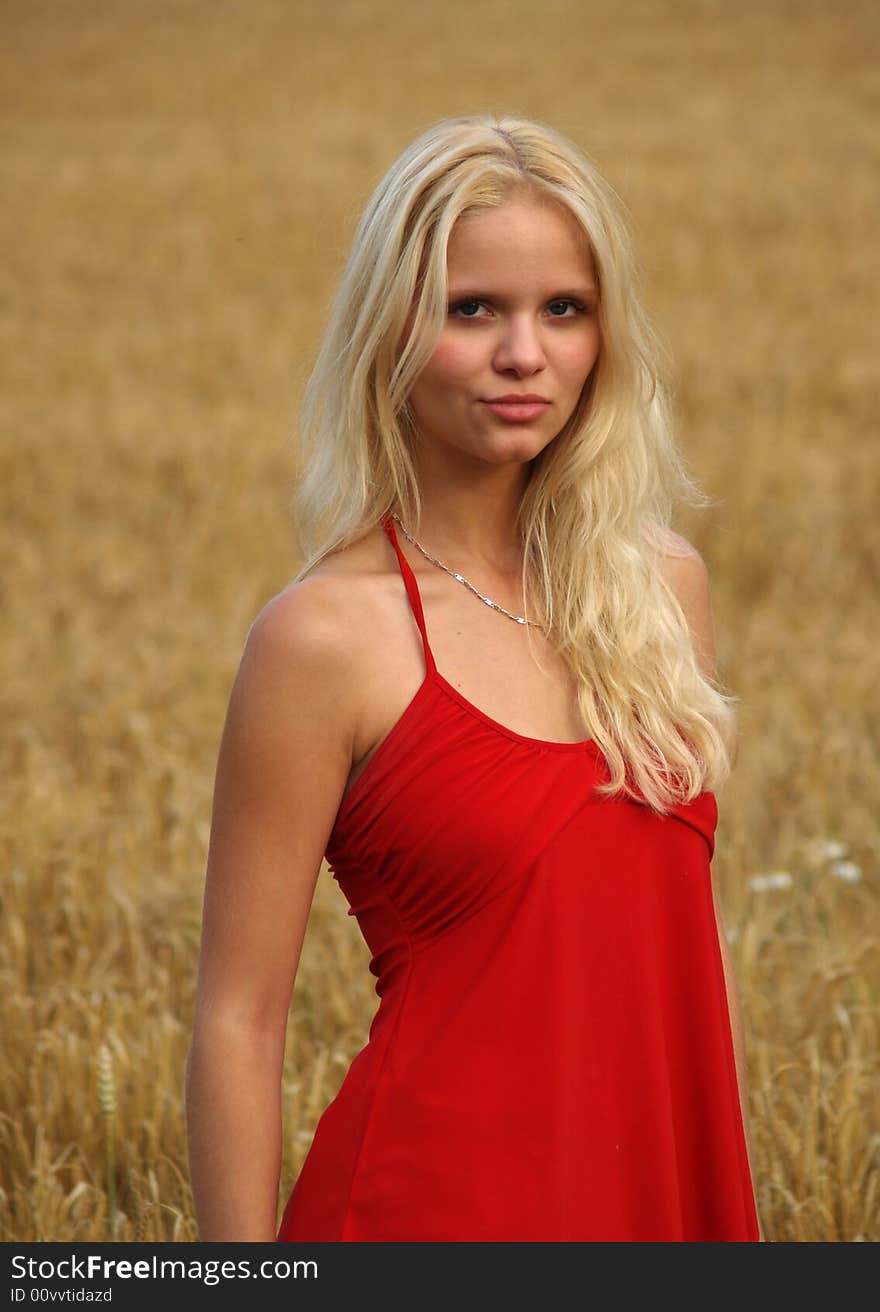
[447,285,599,299]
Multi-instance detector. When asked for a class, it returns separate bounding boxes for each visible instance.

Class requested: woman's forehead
[447,200,596,284]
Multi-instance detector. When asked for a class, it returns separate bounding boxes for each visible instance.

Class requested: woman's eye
[449,298,590,320]
[449,299,484,318]
[548,299,586,317]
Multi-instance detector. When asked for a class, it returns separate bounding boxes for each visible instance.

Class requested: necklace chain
[390,513,542,628]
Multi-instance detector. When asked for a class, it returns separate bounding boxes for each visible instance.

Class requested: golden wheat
[1,0,877,1242]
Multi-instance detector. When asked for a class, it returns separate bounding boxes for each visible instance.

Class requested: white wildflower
[749,871,793,892]
[829,860,862,884]
[804,838,849,866]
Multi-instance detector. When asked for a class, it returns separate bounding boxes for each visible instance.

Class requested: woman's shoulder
[643,523,708,596]
[648,534,716,681]
[642,520,703,563]
[250,523,397,665]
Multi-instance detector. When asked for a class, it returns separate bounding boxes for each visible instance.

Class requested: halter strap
[381,513,437,676]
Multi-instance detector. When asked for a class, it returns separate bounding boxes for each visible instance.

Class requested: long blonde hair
[287,112,739,814]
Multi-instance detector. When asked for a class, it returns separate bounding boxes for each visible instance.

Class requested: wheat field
[1,0,877,1242]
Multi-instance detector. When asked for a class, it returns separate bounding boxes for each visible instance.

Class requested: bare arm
[185,581,358,1241]
[658,542,765,1240]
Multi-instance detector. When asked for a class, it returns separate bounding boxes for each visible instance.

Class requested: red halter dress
[277,513,760,1242]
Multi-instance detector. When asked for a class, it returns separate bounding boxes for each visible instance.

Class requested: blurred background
[1,0,877,1241]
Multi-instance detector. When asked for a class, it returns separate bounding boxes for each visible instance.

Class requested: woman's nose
[491,316,547,374]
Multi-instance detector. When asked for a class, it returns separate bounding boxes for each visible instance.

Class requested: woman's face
[405,194,601,468]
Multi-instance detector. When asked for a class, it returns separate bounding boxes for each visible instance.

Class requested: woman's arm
[185,581,359,1241]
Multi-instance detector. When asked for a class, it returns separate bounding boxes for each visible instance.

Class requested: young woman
[185,113,763,1242]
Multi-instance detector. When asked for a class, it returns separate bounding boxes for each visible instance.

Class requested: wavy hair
[287,112,739,814]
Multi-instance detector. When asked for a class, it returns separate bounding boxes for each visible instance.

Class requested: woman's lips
[483,400,551,422]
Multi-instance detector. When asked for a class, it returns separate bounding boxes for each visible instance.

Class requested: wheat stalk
[96,1044,117,1241]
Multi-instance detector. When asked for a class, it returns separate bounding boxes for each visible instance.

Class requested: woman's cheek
[423,333,481,382]
[564,326,602,376]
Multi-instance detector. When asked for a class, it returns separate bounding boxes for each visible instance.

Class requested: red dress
[277,513,760,1242]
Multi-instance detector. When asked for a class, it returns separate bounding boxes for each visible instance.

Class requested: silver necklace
[390,512,542,627]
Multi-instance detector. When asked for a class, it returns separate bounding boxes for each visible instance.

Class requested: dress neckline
[379,512,599,753]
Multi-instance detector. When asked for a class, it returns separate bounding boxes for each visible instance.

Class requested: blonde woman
[185,113,763,1242]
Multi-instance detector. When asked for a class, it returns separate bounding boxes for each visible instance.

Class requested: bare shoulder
[266,523,392,627]
[243,522,394,710]
[236,585,345,735]
[217,578,358,810]
[250,570,359,673]
[653,531,708,588]
[651,533,717,681]
[643,522,703,561]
